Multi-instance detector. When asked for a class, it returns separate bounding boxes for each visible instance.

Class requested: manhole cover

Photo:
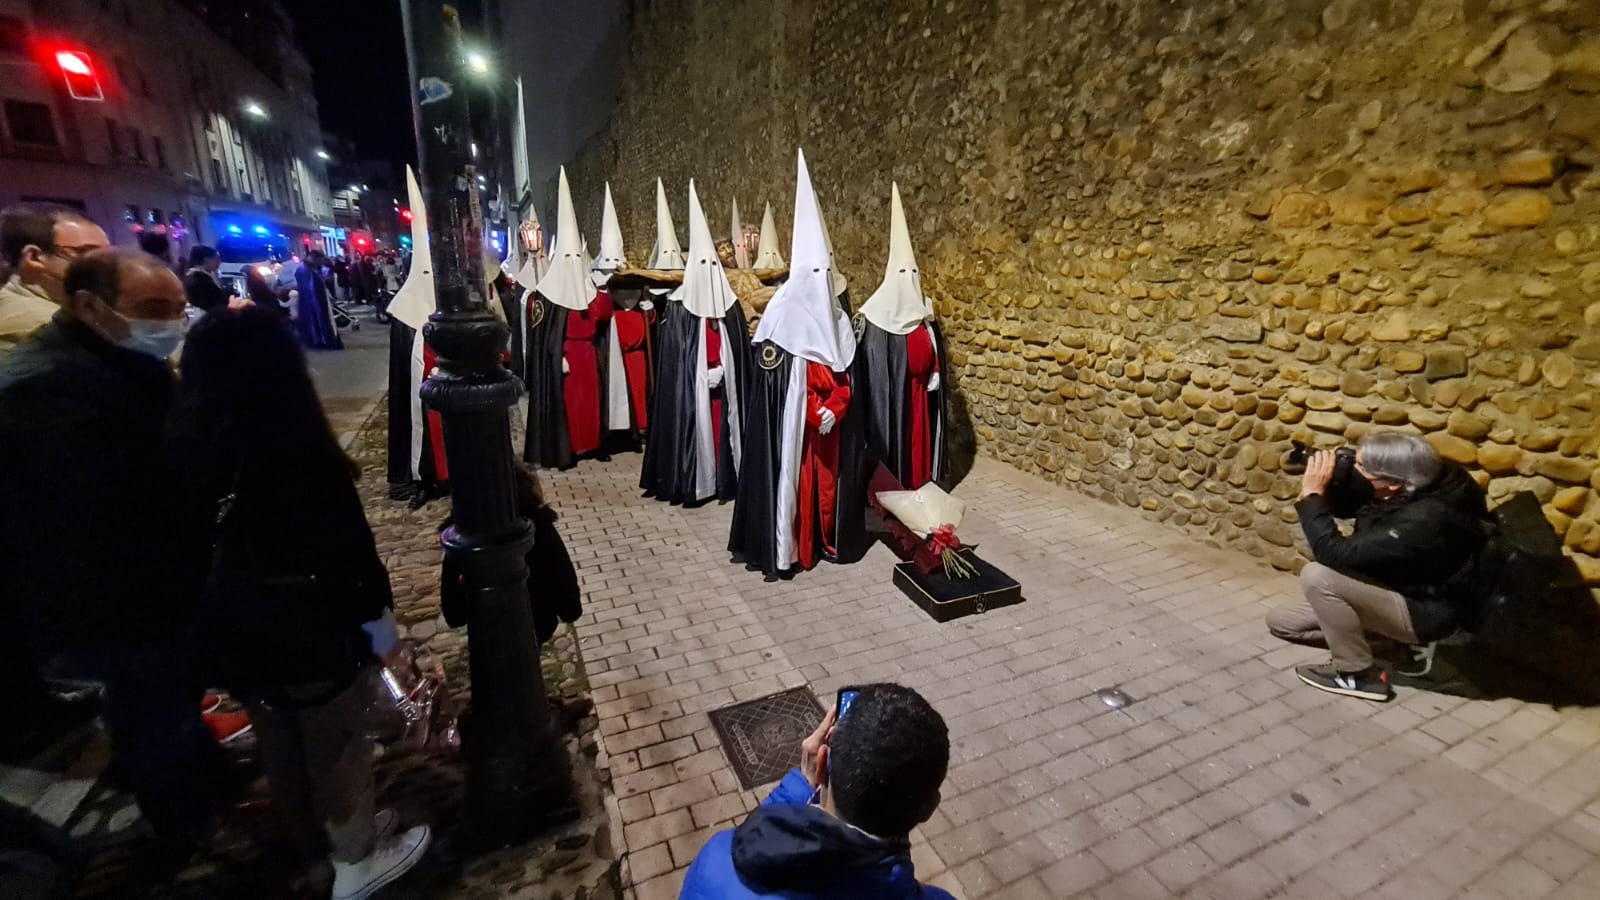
[707,687,825,790]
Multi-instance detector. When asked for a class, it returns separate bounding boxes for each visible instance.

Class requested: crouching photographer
[1266,432,1488,702]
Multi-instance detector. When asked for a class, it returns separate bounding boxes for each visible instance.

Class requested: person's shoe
[203,710,254,745]
[200,692,224,715]
[1396,641,1437,678]
[330,824,431,900]
[1295,663,1392,702]
[373,808,397,840]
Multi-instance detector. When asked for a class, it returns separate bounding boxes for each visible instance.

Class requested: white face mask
[119,315,188,360]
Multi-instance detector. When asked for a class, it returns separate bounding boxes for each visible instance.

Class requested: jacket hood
[731,802,916,897]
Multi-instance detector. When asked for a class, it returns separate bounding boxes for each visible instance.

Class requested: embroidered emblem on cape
[758,342,785,371]
[852,311,866,339]
[528,297,545,329]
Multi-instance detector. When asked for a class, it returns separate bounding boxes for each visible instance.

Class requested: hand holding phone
[801,704,837,789]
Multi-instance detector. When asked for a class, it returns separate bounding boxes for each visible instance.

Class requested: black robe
[639,301,751,505]
[386,318,445,496]
[495,277,525,377]
[521,292,611,469]
[852,319,948,488]
[727,342,867,579]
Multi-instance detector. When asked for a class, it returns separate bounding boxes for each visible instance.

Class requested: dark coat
[681,769,954,900]
[183,269,230,313]
[0,317,205,653]
[1296,461,1489,641]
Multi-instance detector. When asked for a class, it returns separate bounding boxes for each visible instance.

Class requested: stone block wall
[570,0,1600,586]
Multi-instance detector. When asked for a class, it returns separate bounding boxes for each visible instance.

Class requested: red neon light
[52,49,103,101]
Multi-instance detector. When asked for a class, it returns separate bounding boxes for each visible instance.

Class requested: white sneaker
[330,824,431,900]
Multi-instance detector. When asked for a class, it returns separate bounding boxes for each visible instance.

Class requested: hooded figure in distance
[851,183,947,489]
[386,166,449,502]
[640,181,751,506]
[592,183,653,445]
[728,150,866,578]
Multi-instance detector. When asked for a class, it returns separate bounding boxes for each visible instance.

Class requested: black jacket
[183,269,229,313]
[0,317,205,653]
[1296,461,1488,641]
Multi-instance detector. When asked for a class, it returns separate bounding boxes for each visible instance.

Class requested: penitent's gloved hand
[927,371,941,392]
[818,408,836,435]
[562,356,570,375]
[707,366,724,389]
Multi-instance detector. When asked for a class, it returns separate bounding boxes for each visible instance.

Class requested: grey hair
[1358,432,1441,494]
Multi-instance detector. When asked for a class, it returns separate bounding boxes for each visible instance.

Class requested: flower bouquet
[869,464,978,579]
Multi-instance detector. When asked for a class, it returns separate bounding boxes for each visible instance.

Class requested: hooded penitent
[852,182,947,489]
[729,149,865,578]
[753,202,785,270]
[386,165,448,497]
[640,180,752,505]
[523,167,613,469]
[593,183,652,439]
[730,197,750,269]
[648,178,686,271]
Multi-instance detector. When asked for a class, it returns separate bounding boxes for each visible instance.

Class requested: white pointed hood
[859,183,933,335]
[677,180,740,319]
[648,178,685,269]
[730,197,750,269]
[591,183,626,275]
[753,202,784,269]
[753,149,855,371]
[817,191,848,298]
[534,167,594,310]
[389,166,435,331]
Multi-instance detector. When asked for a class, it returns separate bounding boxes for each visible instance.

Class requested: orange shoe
[201,692,224,715]
[204,710,254,745]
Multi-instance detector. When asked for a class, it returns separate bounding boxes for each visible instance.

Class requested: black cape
[727,342,867,579]
[639,301,751,504]
[495,277,525,377]
[521,292,610,469]
[386,318,445,494]
[851,319,948,488]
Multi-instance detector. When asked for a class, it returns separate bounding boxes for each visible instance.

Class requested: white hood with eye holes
[857,182,933,335]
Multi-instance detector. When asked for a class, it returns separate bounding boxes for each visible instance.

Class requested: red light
[54,50,103,102]
[399,208,413,223]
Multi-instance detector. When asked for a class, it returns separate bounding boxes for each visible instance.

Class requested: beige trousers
[1267,562,1418,673]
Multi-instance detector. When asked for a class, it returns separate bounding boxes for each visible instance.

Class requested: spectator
[680,684,954,900]
[0,203,108,352]
[137,228,173,269]
[245,264,283,314]
[1267,432,1489,701]
[294,250,343,349]
[0,248,229,845]
[171,306,431,898]
[333,255,351,301]
[183,246,232,313]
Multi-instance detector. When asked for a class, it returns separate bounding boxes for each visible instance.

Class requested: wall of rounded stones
[570,0,1600,590]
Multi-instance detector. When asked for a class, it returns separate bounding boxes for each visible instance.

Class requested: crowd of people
[0,203,432,900]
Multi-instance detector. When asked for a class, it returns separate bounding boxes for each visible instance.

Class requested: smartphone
[836,687,861,722]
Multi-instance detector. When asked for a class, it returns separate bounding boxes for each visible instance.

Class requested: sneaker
[201,693,224,715]
[331,824,432,900]
[1295,663,1392,702]
[203,710,254,745]
[1396,642,1437,678]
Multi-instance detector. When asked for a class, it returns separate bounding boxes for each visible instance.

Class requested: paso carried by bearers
[639,180,751,506]
[523,168,613,469]
[852,183,947,490]
[592,183,653,447]
[729,150,866,579]
[386,166,449,503]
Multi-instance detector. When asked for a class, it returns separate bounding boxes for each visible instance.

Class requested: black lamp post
[398,0,575,847]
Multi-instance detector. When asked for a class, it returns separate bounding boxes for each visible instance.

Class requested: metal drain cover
[707,687,826,790]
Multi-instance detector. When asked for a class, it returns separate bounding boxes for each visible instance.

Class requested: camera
[1283,442,1373,514]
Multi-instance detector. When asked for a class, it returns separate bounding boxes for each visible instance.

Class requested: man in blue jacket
[680,683,954,899]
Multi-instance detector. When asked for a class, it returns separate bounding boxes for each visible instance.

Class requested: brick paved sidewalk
[544,452,1600,900]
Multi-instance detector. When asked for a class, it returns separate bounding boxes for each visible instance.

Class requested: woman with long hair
[172,307,429,899]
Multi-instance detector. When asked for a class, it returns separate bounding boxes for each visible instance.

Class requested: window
[123,205,140,225]
[130,126,145,163]
[210,157,225,188]
[0,15,27,55]
[147,208,162,225]
[106,117,122,156]
[5,100,59,146]
[153,136,167,170]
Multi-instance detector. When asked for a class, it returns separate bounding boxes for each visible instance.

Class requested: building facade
[0,0,334,262]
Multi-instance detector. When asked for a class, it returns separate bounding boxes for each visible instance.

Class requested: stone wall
[570,0,1600,586]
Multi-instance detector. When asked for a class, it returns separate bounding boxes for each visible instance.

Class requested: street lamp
[243,100,267,119]
[315,149,331,160]
[467,49,489,74]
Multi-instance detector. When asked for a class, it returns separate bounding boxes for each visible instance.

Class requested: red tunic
[795,362,851,570]
[904,325,939,488]
[706,320,723,459]
[421,343,450,481]
[563,292,612,456]
[613,307,651,430]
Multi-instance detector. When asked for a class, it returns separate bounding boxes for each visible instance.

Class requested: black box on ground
[892,549,1023,623]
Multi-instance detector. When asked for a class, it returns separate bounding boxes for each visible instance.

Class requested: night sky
[283,0,418,169]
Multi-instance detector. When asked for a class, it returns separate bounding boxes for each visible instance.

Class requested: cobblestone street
[543,450,1600,900]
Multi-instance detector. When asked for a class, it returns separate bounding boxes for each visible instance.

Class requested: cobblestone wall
[571,0,1600,586]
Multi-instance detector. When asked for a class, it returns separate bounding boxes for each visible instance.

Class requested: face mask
[121,317,187,360]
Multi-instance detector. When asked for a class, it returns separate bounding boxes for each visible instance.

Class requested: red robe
[795,362,851,570]
[904,325,939,489]
[706,321,724,459]
[614,306,652,430]
[422,343,450,481]
[564,293,613,456]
